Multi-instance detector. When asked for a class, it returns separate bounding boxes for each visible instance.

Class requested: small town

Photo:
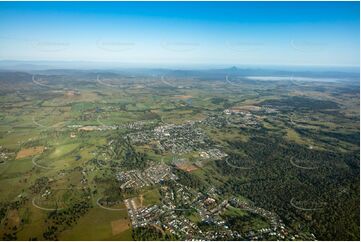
[116,163,308,240]
[116,164,177,190]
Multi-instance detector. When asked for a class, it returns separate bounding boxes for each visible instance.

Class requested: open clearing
[111,219,130,235]
[176,162,199,172]
[16,146,45,159]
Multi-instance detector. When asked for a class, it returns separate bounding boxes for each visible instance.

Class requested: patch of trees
[132,226,163,241]
[319,130,360,145]
[102,182,124,203]
[29,177,50,194]
[172,167,206,190]
[197,220,220,232]
[48,200,91,226]
[260,96,339,111]
[2,232,17,240]
[112,136,148,170]
[210,97,232,108]
[223,212,268,234]
[294,127,360,147]
[43,226,58,240]
[214,134,360,240]
[0,202,7,221]
[44,194,92,240]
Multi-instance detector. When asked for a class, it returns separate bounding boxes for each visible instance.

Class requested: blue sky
[0,1,359,67]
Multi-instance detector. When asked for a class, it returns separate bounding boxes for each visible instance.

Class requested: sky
[0,1,359,67]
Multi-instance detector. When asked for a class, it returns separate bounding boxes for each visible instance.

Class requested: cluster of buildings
[202,106,278,130]
[84,104,307,240]
[122,172,279,240]
[121,120,156,131]
[129,121,211,154]
[121,167,310,241]
[223,109,260,128]
[124,179,238,240]
[0,146,13,164]
[198,148,228,160]
[116,163,177,190]
[229,197,304,240]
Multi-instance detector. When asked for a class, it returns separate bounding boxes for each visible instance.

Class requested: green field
[0,69,359,240]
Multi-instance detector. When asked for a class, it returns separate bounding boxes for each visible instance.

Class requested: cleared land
[0,69,359,241]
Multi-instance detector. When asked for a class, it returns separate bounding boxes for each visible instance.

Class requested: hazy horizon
[0,60,359,74]
[0,2,359,67]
